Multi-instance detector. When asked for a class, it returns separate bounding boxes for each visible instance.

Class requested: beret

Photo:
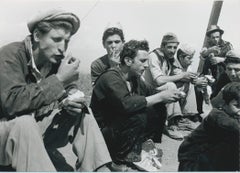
[27,9,80,35]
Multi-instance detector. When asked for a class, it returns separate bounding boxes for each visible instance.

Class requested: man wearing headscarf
[0,9,111,171]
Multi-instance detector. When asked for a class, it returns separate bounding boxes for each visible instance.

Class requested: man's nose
[58,41,66,53]
[143,61,149,69]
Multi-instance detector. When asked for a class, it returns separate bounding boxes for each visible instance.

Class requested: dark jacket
[0,39,66,119]
[90,67,157,128]
[178,108,240,171]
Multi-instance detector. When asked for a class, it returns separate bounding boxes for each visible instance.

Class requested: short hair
[102,27,125,45]
[222,82,240,105]
[120,40,149,65]
[33,20,73,35]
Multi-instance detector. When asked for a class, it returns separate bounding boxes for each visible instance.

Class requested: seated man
[0,10,111,171]
[178,82,240,171]
[197,25,233,115]
[211,49,240,108]
[172,44,207,126]
[143,33,198,140]
[91,26,125,85]
[90,39,183,171]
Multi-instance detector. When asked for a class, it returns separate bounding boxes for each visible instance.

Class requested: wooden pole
[197,0,223,73]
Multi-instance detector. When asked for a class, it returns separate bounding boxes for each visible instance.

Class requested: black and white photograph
[0,0,239,171]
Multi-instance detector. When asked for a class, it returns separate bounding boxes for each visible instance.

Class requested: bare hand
[156,90,182,103]
[63,97,86,117]
[210,56,225,65]
[192,77,208,87]
[56,55,80,87]
[180,72,197,82]
[109,50,120,67]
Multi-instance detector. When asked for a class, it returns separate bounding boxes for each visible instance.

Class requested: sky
[0,0,239,73]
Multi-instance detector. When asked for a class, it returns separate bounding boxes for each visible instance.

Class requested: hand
[192,77,208,87]
[109,50,120,67]
[63,97,86,117]
[56,55,80,87]
[156,89,182,103]
[209,56,225,65]
[180,72,197,82]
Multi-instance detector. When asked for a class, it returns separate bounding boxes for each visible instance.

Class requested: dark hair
[120,40,149,65]
[222,82,240,104]
[33,20,73,35]
[102,27,125,45]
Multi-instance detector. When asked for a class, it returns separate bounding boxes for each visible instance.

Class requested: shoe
[110,162,136,172]
[178,118,200,131]
[133,150,162,171]
[165,125,183,140]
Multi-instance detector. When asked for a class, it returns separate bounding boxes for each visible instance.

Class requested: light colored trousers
[0,111,111,171]
[161,82,198,120]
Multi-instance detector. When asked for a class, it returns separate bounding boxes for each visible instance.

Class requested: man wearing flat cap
[197,25,233,115]
[0,9,111,171]
[144,33,199,140]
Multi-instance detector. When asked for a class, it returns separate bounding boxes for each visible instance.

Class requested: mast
[197,0,224,73]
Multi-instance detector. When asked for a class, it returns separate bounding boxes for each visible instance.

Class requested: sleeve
[91,60,104,85]
[148,53,165,81]
[99,72,147,115]
[207,110,240,135]
[0,50,65,118]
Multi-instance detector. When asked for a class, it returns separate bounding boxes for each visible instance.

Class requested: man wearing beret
[0,10,111,171]
[143,33,198,140]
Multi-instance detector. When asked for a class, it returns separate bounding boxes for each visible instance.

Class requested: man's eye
[52,38,62,42]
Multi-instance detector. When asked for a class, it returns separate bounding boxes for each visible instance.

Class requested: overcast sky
[0,0,239,73]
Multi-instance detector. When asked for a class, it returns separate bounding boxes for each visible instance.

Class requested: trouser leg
[0,116,56,171]
[72,113,111,172]
[180,83,198,115]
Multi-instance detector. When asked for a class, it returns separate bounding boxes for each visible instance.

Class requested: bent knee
[165,82,177,89]
[14,115,38,131]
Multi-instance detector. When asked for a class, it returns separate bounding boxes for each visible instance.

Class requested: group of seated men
[0,9,239,172]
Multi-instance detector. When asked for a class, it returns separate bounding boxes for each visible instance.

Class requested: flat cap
[161,32,179,44]
[179,43,195,56]
[206,25,224,37]
[27,9,80,35]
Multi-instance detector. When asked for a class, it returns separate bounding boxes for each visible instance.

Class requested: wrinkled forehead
[165,42,179,48]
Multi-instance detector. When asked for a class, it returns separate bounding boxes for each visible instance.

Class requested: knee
[14,115,38,133]
[165,82,177,90]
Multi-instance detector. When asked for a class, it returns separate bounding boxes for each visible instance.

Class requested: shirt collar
[24,36,51,82]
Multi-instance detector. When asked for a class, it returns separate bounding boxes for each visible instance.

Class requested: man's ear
[124,57,133,66]
[33,30,41,42]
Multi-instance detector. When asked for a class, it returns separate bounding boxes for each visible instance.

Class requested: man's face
[163,42,178,60]
[103,34,124,56]
[224,99,240,119]
[226,63,240,82]
[129,50,149,77]
[179,54,194,68]
[36,27,71,64]
[209,31,221,45]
